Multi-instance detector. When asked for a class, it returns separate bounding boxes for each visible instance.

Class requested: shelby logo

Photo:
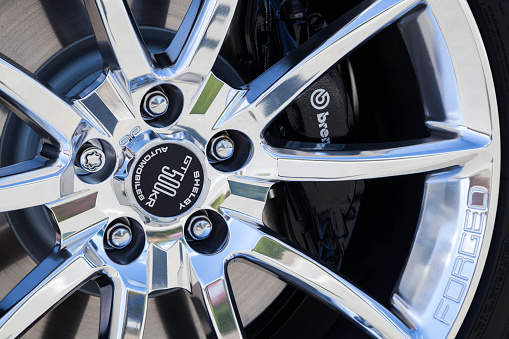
[145,155,194,208]
[133,146,169,199]
[311,89,331,144]
[132,143,204,218]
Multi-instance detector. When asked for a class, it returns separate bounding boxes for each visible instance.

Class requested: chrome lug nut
[143,90,169,118]
[188,216,213,240]
[106,223,132,249]
[210,135,234,161]
[80,147,105,173]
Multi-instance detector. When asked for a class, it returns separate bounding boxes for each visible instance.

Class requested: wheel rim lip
[386,1,500,338]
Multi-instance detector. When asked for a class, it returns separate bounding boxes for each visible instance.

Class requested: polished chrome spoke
[84,0,154,85]
[170,0,239,80]
[147,241,195,293]
[189,254,244,339]
[241,128,490,182]
[176,74,240,134]
[188,206,253,338]
[215,0,421,131]
[197,214,416,338]
[239,231,415,338]
[206,217,413,338]
[46,191,111,247]
[0,157,68,212]
[0,252,98,338]
[219,177,273,224]
[157,0,201,65]
[0,57,82,145]
[74,71,136,136]
[99,280,148,339]
[202,278,244,339]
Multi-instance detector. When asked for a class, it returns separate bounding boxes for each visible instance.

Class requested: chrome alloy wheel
[0,0,500,338]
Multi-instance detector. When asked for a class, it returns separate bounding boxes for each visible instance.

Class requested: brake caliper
[249,0,355,144]
[284,67,354,144]
[254,0,363,271]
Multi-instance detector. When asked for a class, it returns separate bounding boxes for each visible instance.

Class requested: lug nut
[143,90,169,118]
[106,223,132,249]
[188,216,213,240]
[80,147,106,173]
[210,135,234,161]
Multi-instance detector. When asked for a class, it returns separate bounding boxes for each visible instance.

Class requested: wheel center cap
[131,143,205,218]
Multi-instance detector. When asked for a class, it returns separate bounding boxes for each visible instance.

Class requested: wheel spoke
[0,57,82,146]
[219,177,273,224]
[46,191,111,247]
[73,71,136,136]
[0,157,68,212]
[209,217,413,338]
[215,0,421,132]
[84,0,154,85]
[158,0,201,66]
[148,241,195,293]
[202,278,244,339]
[169,0,239,80]
[189,251,244,338]
[0,251,98,338]
[195,212,415,338]
[99,279,148,339]
[187,210,249,338]
[242,128,490,181]
[241,232,415,338]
